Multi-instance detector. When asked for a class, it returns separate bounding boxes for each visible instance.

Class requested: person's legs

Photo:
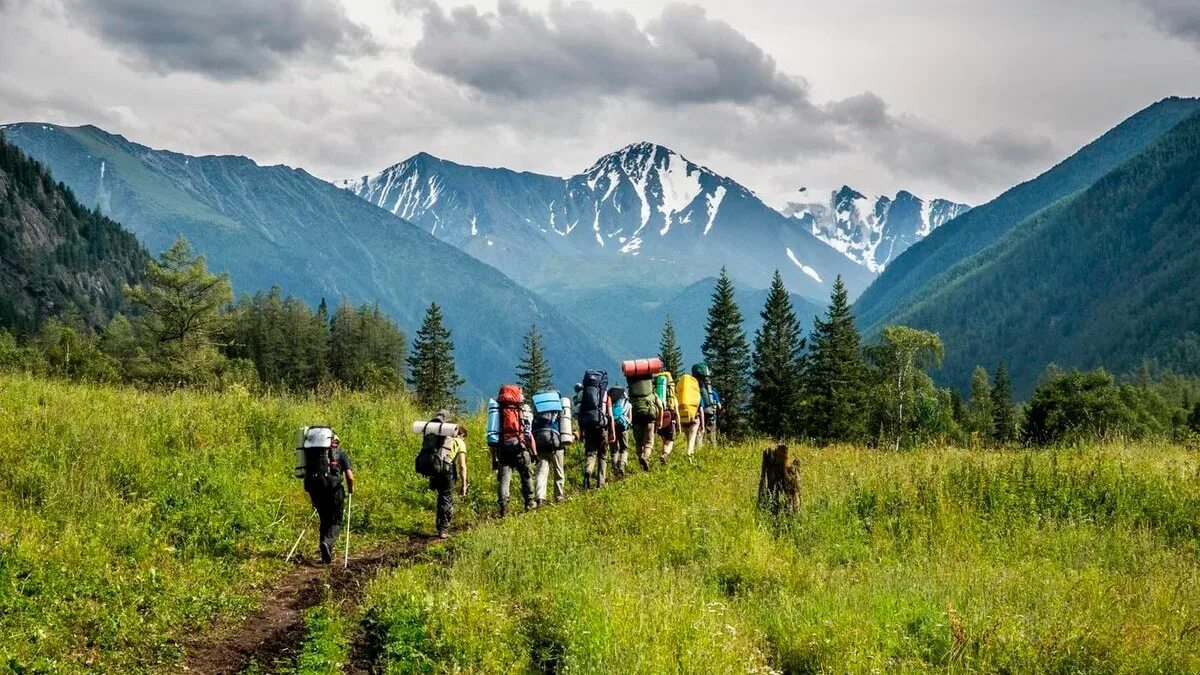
[659,417,677,464]
[496,462,512,516]
[634,422,654,471]
[535,455,550,503]
[583,428,600,488]
[316,489,344,563]
[683,421,700,457]
[552,449,566,500]
[516,451,537,510]
[612,430,629,477]
[433,475,454,536]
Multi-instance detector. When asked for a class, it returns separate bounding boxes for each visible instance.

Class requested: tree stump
[758,444,801,516]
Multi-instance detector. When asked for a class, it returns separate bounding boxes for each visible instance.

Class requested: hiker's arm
[344,469,354,494]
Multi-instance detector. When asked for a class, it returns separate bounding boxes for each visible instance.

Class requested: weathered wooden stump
[758,444,801,516]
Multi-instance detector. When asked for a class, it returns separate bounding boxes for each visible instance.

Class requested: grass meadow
[3,373,1200,673]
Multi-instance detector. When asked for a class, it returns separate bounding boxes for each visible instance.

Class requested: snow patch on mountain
[783,187,970,271]
[786,247,822,283]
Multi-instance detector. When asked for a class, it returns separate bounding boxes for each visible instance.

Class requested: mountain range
[335,142,876,300]
[0,123,610,397]
[781,187,970,272]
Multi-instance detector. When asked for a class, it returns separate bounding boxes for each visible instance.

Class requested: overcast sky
[1,0,1198,206]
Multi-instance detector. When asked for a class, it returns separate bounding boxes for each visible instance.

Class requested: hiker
[625,362,662,472]
[570,383,583,436]
[577,370,614,488]
[694,363,722,446]
[494,384,537,515]
[298,428,353,565]
[416,411,468,539]
[608,386,632,477]
[656,371,682,464]
[677,371,704,458]
[532,389,570,505]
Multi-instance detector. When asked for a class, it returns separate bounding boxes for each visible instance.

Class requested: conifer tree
[991,361,1017,444]
[407,302,464,412]
[800,276,868,443]
[750,271,805,440]
[516,325,553,396]
[969,366,994,443]
[701,268,751,437]
[658,316,684,378]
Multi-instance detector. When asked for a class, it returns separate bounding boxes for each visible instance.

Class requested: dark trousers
[307,486,344,554]
[430,470,456,534]
[497,448,535,515]
[582,427,608,488]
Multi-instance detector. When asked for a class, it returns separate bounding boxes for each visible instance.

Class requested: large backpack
[628,377,660,424]
[296,426,340,492]
[531,390,563,454]
[497,384,527,454]
[608,387,631,431]
[677,374,701,424]
[415,421,455,478]
[577,370,609,431]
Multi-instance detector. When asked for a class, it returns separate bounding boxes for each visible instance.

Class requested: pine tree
[406,302,464,412]
[701,268,751,437]
[658,316,684,378]
[750,271,805,440]
[969,366,993,443]
[516,325,553,396]
[800,276,868,443]
[991,361,1017,444]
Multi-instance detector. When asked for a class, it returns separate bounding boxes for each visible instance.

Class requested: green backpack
[628,377,659,423]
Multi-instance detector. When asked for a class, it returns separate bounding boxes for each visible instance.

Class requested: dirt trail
[183,536,435,675]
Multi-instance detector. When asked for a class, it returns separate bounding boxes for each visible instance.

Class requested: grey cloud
[411,0,807,106]
[1140,0,1200,49]
[62,0,377,80]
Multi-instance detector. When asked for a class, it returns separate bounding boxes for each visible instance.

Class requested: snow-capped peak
[783,187,970,272]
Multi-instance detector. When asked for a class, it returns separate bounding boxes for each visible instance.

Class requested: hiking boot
[319,542,333,565]
[437,530,451,540]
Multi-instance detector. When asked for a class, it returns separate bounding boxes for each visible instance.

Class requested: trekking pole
[286,508,318,563]
[344,493,352,569]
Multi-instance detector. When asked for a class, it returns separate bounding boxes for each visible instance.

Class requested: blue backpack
[608,387,631,430]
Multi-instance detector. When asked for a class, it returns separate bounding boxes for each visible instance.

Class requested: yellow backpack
[676,374,701,424]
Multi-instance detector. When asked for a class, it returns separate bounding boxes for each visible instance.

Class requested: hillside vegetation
[855,96,1200,330]
[353,441,1200,673]
[0,132,145,334]
[885,107,1200,395]
[0,374,494,673]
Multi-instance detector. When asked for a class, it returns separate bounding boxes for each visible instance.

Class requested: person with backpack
[494,384,537,515]
[532,389,569,505]
[694,363,722,446]
[655,371,682,464]
[577,370,614,488]
[416,410,468,539]
[627,372,661,472]
[676,372,705,458]
[608,386,632,477]
[297,428,354,565]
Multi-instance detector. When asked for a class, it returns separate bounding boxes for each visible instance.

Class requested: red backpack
[497,384,526,449]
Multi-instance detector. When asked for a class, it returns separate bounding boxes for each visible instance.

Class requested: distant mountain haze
[1,123,612,398]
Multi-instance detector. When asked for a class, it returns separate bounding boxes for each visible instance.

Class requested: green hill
[886,108,1200,395]
[0,123,612,396]
[854,96,1200,330]
[0,132,145,333]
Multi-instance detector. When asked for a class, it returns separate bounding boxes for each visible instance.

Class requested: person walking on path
[494,385,537,516]
[301,430,354,564]
[577,370,614,488]
[532,389,568,504]
[421,410,469,539]
[656,371,682,464]
[608,386,632,477]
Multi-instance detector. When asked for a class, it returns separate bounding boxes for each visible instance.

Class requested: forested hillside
[1,123,610,396]
[887,109,1200,395]
[855,96,1200,329]
[0,133,145,333]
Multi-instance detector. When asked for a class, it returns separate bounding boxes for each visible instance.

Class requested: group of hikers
[292,358,721,562]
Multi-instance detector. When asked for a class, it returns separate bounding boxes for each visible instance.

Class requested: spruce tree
[750,271,805,440]
[968,366,994,443]
[658,316,684,378]
[800,276,868,443]
[701,268,751,437]
[516,325,553,396]
[991,361,1017,444]
[406,302,464,412]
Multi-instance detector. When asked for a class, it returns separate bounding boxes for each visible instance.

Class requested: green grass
[357,443,1200,673]
[0,374,494,673]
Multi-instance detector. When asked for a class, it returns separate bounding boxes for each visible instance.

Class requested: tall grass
[358,443,1200,673]
[0,374,492,673]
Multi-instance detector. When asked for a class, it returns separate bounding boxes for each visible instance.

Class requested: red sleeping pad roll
[621,357,663,378]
